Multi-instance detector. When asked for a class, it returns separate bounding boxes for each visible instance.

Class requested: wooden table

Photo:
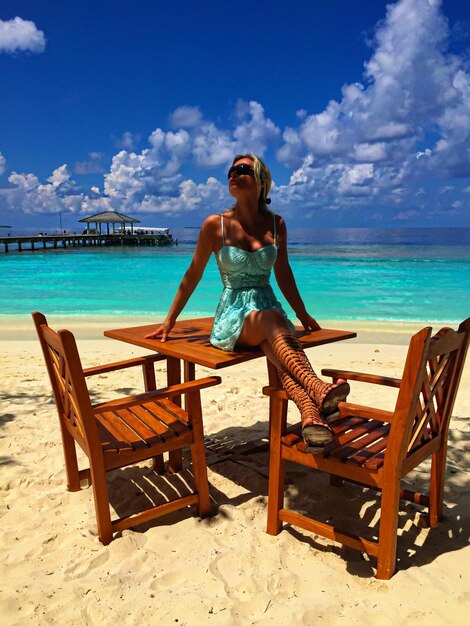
[104,317,356,469]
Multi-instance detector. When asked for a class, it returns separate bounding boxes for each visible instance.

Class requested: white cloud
[48,165,71,187]
[0,17,46,54]
[169,106,203,128]
[233,100,280,155]
[354,142,387,162]
[273,0,470,220]
[0,152,5,176]
[5,169,79,215]
[339,164,374,195]
[114,131,141,151]
[74,153,105,175]
[1,1,469,226]
[8,172,39,190]
[192,122,234,167]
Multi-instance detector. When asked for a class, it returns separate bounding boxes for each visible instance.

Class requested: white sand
[1,322,469,625]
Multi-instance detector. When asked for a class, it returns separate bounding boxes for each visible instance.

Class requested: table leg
[266,357,281,387]
[184,361,195,385]
[166,356,183,473]
[142,360,157,392]
[267,354,288,443]
[144,359,165,473]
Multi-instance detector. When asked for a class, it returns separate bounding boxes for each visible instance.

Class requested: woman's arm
[145,215,219,341]
[273,216,321,331]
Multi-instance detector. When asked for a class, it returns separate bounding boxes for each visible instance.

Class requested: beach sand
[1,320,469,625]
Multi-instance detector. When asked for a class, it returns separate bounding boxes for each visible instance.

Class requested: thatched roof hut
[79,211,140,235]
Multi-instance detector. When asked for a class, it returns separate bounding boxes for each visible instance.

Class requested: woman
[145,154,349,451]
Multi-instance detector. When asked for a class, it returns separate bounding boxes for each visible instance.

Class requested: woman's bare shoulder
[274,213,287,232]
[201,214,221,228]
[199,214,222,241]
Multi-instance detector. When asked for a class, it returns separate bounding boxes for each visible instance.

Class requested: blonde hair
[231,153,273,214]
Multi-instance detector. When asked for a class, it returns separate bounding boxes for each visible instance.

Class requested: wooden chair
[264,319,470,579]
[32,311,221,544]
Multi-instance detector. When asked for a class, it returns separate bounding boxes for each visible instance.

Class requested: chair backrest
[32,311,100,454]
[390,318,470,469]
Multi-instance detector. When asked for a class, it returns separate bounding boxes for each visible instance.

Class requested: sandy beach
[1,318,469,625]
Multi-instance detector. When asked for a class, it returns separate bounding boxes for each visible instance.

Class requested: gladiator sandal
[271,333,350,415]
[278,368,333,453]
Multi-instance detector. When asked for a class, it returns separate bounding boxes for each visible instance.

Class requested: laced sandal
[301,416,334,454]
[271,333,349,416]
[314,381,350,415]
[278,368,334,454]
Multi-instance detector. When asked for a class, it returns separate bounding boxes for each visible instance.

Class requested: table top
[104,317,357,370]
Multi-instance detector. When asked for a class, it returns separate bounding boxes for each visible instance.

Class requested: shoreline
[2,313,463,344]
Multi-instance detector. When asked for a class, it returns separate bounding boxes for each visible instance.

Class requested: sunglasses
[227,163,255,179]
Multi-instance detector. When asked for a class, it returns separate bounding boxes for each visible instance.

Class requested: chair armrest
[262,387,395,423]
[321,368,401,388]
[262,385,288,400]
[83,354,166,377]
[338,401,395,423]
[93,376,222,411]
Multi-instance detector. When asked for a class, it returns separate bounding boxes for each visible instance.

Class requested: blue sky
[1,0,470,231]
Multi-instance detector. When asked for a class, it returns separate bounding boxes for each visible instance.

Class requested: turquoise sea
[1,228,469,323]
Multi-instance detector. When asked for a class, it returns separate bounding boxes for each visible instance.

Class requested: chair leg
[60,427,81,492]
[429,445,447,528]
[267,395,288,536]
[376,478,401,579]
[188,391,211,518]
[152,454,166,474]
[89,462,113,545]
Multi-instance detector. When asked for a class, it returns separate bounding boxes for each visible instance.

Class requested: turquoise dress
[210,214,295,351]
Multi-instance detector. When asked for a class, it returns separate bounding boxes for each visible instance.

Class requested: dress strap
[273,214,277,245]
[220,214,225,246]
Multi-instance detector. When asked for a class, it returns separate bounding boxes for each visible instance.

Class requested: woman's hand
[297,311,321,332]
[144,318,175,342]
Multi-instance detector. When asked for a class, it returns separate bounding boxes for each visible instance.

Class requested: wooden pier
[0,233,175,253]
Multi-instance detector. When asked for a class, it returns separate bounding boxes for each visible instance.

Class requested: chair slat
[113,407,164,447]
[95,411,139,451]
[328,423,390,464]
[120,406,172,442]
[143,400,189,435]
[95,420,126,454]
[128,403,182,440]
[327,418,381,450]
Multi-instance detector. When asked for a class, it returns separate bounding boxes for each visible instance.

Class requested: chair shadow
[0,412,16,427]
[0,410,23,465]
[103,421,274,536]
[203,420,271,502]
[267,426,470,577]
[198,418,470,578]
[104,457,236,535]
[53,435,470,565]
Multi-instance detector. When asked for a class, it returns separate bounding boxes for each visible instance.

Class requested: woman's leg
[236,311,347,448]
[236,310,349,413]
[235,309,291,347]
[270,333,350,413]
[261,339,334,450]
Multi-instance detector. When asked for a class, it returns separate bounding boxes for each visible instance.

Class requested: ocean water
[1,228,469,323]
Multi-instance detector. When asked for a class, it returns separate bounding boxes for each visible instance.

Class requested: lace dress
[210,214,295,351]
